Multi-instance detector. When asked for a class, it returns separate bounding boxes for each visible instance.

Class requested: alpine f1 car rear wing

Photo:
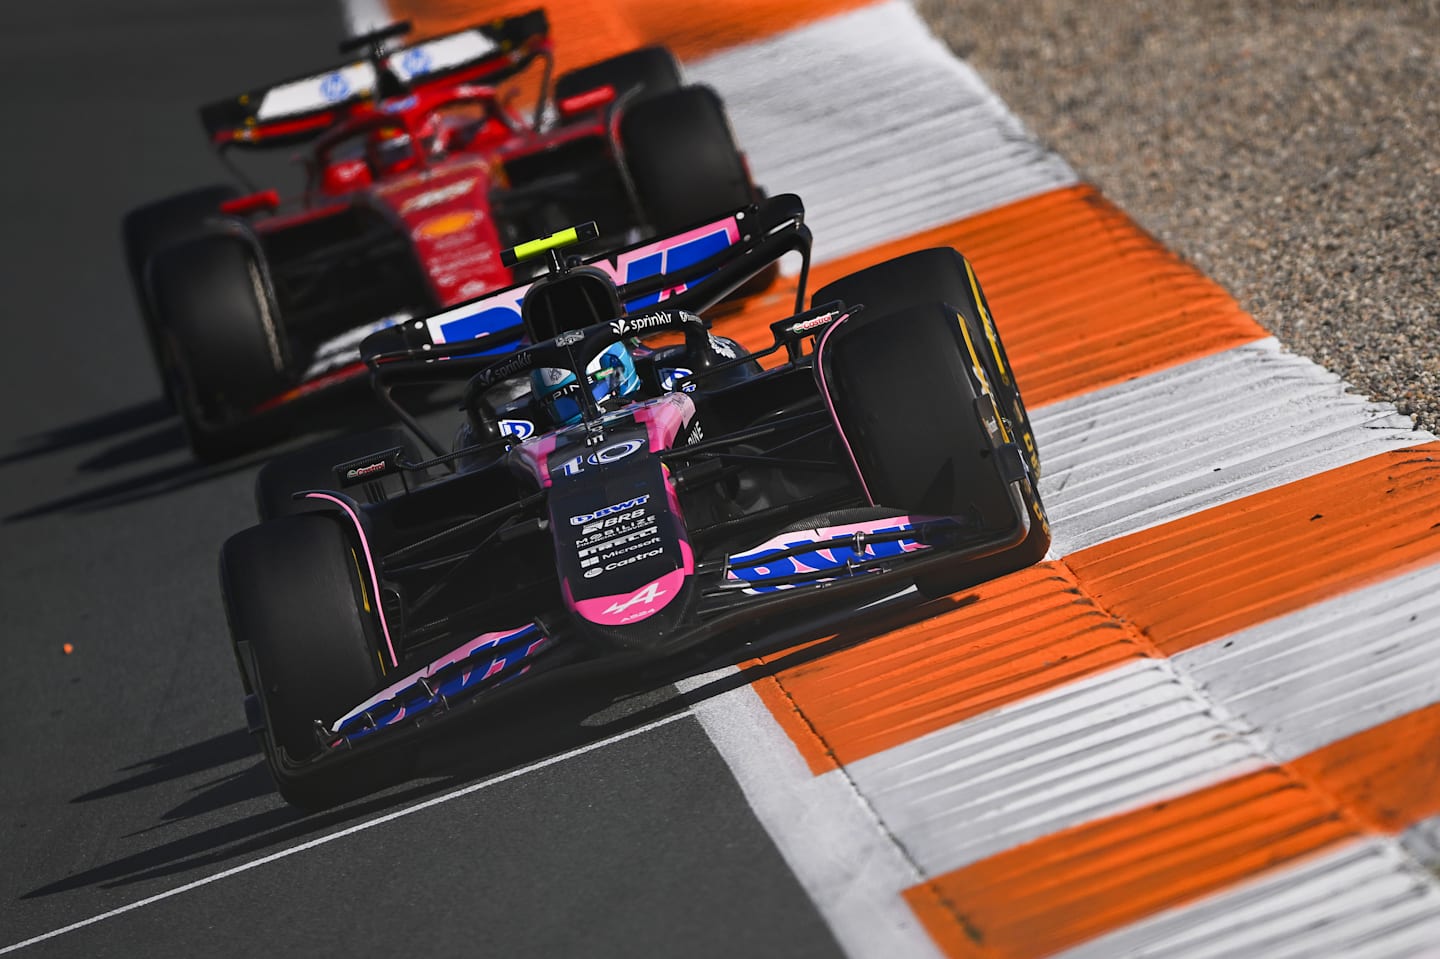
[200,11,551,149]
[360,193,812,454]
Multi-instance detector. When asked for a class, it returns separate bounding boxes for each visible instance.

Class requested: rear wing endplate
[200,10,549,149]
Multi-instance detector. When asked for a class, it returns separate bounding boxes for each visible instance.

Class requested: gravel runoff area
[916,0,1439,434]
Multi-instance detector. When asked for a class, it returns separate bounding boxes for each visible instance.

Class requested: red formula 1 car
[122,12,760,459]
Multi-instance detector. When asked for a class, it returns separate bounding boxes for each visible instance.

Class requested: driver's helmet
[532,342,641,425]
[369,124,417,176]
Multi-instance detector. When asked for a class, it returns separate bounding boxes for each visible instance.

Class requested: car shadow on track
[23,592,974,902]
[2,386,457,522]
[422,590,977,786]
[0,399,174,470]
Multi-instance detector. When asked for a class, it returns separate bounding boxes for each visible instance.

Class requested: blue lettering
[622,229,733,310]
[439,305,524,347]
[728,549,796,594]
[621,251,666,310]
[729,525,920,592]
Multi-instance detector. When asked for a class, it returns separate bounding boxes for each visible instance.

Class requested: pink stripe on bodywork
[631,392,694,452]
[812,312,872,504]
[511,431,560,488]
[305,492,400,668]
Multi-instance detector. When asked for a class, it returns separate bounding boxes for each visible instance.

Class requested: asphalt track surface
[0,3,840,955]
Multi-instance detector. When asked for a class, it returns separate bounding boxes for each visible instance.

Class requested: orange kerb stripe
[742,563,1154,772]
[709,186,1267,408]
[390,0,876,65]
[749,444,1440,771]
[1068,443,1440,656]
[904,768,1356,959]
[905,701,1440,959]
[1290,701,1440,834]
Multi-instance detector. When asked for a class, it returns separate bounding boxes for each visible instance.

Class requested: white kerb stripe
[687,1,1076,265]
[342,0,393,37]
[1173,559,1440,761]
[1034,338,1432,556]
[846,658,1266,875]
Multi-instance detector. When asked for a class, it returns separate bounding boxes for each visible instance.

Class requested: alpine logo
[569,494,650,526]
[602,581,666,616]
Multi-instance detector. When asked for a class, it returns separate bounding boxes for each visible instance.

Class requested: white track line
[0,712,688,956]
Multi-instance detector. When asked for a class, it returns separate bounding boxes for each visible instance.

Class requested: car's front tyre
[221,512,392,808]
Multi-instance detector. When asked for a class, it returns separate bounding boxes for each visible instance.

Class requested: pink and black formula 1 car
[122,11,759,459]
[219,194,1049,807]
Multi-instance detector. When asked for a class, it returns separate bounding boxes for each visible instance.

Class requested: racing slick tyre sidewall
[619,86,754,236]
[811,247,1040,480]
[818,301,1050,599]
[221,512,394,809]
[255,426,428,521]
[554,46,681,106]
[149,234,292,462]
[122,185,239,406]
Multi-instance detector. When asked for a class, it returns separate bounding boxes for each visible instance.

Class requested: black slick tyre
[619,86,754,235]
[122,185,238,405]
[221,512,388,808]
[554,46,681,104]
[817,301,1050,598]
[256,426,427,521]
[812,247,1040,479]
[148,234,291,461]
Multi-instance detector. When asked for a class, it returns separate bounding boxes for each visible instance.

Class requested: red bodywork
[244,81,619,318]
[200,15,645,411]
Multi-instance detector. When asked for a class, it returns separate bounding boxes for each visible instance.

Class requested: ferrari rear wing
[200,11,550,149]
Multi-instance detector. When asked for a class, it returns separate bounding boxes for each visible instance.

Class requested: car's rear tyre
[122,185,239,405]
[148,235,292,461]
[554,46,681,105]
[256,427,427,521]
[221,512,391,808]
[812,247,1039,479]
[619,86,754,235]
[817,301,1049,598]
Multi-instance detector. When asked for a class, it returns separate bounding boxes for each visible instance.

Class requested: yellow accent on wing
[511,226,582,262]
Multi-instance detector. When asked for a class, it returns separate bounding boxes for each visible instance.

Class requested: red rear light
[220,189,281,216]
[558,85,616,117]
